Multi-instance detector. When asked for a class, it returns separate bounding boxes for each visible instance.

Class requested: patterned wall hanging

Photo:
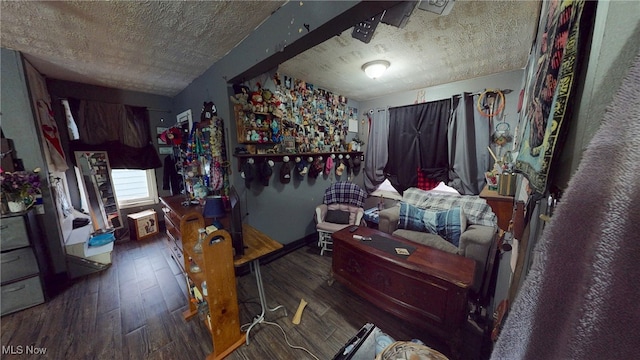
[515,0,594,193]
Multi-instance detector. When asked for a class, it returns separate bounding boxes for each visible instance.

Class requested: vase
[7,201,26,213]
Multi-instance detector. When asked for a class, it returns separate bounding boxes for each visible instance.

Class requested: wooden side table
[479,185,514,231]
[234,224,286,345]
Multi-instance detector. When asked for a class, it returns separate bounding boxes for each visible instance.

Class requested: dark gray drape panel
[68,98,161,170]
[364,108,389,193]
[385,100,450,193]
[448,93,491,195]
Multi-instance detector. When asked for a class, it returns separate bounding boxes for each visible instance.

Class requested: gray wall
[172,1,378,245]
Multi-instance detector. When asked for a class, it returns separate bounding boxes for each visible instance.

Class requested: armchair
[314,181,367,255]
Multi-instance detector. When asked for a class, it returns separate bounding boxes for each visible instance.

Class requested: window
[111,169,158,208]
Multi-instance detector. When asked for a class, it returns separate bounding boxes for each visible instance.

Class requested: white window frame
[111,169,158,209]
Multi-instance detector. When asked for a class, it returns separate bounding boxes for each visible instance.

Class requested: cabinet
[234,105,280,145]
[1,209,48,316]
[480,185,515,231]
[160,196,245,359]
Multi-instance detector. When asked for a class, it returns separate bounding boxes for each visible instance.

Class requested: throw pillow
[416,167,439,191]
[398,202,427,232]
[398,203,466,246]
[325,209,351,224]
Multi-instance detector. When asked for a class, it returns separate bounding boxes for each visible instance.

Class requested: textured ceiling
[0,1,285,97]
[280,0,541,101]
[1,1,540,101]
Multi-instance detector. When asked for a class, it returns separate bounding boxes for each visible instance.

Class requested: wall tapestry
[515,0,592,193]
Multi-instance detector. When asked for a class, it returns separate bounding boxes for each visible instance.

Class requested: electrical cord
[262,320,321,360]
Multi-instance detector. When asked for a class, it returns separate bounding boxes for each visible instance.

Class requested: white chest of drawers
[1,209,48,316]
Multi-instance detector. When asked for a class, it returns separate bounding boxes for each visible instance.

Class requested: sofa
[378,187,498,293]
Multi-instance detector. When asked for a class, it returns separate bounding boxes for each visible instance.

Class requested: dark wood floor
[1,233,490,359]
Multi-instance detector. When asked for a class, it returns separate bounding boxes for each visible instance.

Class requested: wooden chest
[331,227,475,353]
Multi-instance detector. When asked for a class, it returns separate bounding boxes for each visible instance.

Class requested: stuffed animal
[201,101,216,122]
[270,120,282,143]
[230,85,251,111]
[250,83,265,112]
[250,130,260,142]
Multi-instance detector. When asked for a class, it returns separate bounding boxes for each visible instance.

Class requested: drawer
[1,247,39,283]
[167,241,185,274]
[0,216,29,251]
[163,208,181,232]
[1,276,44,316]
[166,224,182,252]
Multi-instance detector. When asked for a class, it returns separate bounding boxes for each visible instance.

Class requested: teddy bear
[201,101,216,122]
[230,84,251,111]
[250,85,265,113]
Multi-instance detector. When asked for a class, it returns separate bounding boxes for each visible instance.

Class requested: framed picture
[282,136,296,153]
[158,147,173,155]
[176,109,193,131]
[156,127,168,145]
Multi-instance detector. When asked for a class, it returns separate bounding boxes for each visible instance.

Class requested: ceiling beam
[228,1,404,85]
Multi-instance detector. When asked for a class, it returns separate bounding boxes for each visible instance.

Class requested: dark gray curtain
[67,98,161,169]
[448,93,492,195]
[363,108,389,193]
[385,99,450,193]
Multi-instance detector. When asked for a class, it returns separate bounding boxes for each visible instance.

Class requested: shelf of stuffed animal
[233,104,284,145]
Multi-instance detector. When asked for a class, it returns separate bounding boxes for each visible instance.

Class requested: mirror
[74,151,122,230]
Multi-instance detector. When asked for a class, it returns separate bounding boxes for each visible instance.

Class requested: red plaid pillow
[416,167,439,191]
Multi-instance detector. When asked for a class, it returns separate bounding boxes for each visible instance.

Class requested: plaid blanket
[323,181,367,208]
[402,187,497,227]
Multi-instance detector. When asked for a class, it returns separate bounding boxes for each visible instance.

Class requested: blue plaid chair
[314,182,366,255]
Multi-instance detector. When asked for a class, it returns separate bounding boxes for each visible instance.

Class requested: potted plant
[1,168,41,213]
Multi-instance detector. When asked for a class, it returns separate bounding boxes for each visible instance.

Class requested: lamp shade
[362,60,390,79]
[203,196,225,219]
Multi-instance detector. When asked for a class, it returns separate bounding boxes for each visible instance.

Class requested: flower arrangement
[1,169,42,203]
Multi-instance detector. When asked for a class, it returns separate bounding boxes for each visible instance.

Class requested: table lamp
[203,196,225,229]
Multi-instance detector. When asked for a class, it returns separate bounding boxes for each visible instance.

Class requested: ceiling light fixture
[362,60,390,79]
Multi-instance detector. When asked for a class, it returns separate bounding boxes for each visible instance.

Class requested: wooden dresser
[160,195,245,359]
[479,185,514,231]
[159,196,209,273]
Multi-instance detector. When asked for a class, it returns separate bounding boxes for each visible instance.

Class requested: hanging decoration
[515,0,592,193]
[476,89,505,118]
[182,101,229,200]
[36,100,69,172]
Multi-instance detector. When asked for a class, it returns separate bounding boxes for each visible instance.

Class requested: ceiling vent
[351,12,384,44]
[418,0,455,16]
[381,1,418,29]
